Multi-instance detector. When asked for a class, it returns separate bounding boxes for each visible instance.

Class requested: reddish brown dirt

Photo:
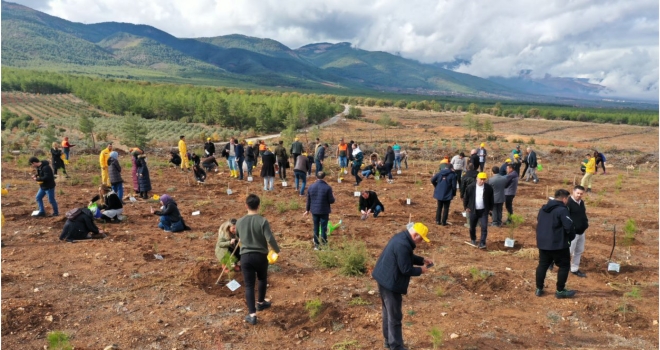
[2,110,658,349]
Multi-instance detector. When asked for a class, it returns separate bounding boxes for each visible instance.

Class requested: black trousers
[379,284,405,350]
[454,169,463,193]
[536,248,571,291]
[352,165,361,184]
[240,252,269,314]
[469,209,489,244]
[436,200,451,225]
[277,160,287,179]
[505,195,515,217]
[521,162,529,178]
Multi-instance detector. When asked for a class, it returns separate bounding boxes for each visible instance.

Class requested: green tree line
[1,68,343,132]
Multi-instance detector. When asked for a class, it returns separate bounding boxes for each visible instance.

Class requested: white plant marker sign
[247,176,253,182]
[504,238,515,248]
[354,191,361,197]
[226,279,241,291]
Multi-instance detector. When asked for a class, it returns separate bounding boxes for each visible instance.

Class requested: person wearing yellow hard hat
[371,222,433,349]
[245,141,257,178]
[204,137,216,157]
[477,142,487,172]
[512,153,522,174]
[499,158,511,176]
[463,172,494,249]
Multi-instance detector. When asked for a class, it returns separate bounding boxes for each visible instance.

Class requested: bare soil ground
[2,107,659,349]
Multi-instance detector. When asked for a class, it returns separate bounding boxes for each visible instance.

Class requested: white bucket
[344,170,348,175]
[608,262,620,272]
[504,238,515,248]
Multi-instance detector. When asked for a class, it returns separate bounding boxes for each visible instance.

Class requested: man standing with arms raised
[238,194,281,325]
[372,223,433,350]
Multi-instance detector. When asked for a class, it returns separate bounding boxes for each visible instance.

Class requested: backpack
[65,207,83,220]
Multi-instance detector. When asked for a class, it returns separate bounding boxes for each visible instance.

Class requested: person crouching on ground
[59,208,106,242]
[216,218,240,271]
[150,194,188,232]
[359,190,384,220]
[238,194,281,325]
[169,151,182,168]
[92,185,123,223]
[534,189,577,299]
[371,223,433,350]
[193,164,207,183]
[201,155,219,172]
[431,163,457,226]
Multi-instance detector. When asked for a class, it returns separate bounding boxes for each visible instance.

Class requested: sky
[12,0,660,101]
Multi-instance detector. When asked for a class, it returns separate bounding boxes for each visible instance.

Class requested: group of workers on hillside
[23,133,608,350]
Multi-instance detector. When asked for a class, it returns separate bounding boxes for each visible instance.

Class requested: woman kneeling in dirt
[90,185,123,223]
[59,208,106,242]
[215,218,241,271]
[150,194,188,232]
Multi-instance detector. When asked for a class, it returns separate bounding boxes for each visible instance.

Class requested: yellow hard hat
[506,158,511,163]
[514,154,520,158]
[412,223,430,243]
[480,143,485,147]
[294,137,299,141]
[477,172,488,179]
[207,138,211,141]
[248,141,254,145]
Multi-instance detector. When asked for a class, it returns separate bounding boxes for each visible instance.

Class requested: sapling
[507,213,524,240]
[428,327,444,349]
[623,219,637,260]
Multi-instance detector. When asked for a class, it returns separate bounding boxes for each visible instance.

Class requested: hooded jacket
[371,231,424,295]
[108,157,123,184]
[260,150,276,177]
[59,208,99,241]
[35,160,56,190]
[154,196,182,223]
[431,168,457,201]
[536,199,575,250]
[136,156,152,192]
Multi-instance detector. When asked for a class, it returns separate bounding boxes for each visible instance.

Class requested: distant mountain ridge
[0,0,622,102]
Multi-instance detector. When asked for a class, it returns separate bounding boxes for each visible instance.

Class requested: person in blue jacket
[431,163,457,226]
[371,223,433,350]
[535,189,577,299]
[303,171,335,250]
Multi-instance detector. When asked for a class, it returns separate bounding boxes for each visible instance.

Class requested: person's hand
[465,208,471,213]
[420,266,429,274]
[150,206,154,214]
[303,211,309,216]
[361,210,366,215]
[366,209,371,214]
[424,258,434,266]
[230,238,236,245]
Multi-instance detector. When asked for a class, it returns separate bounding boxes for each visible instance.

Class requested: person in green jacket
[237,194,281,325]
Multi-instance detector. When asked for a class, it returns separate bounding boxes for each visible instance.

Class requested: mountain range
[0,1,616,102]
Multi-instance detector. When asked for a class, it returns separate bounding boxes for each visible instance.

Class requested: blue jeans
[394,155,401,170]
[246,159,254,176]
[339,156,347,168]
[362,169,373,177]
[228,156,237,171]
[158,216,184,232]
[63,148,70,160]
[36,187,58,215]
[294,170,307,195]
[111,183,124,201]
[312,213,329,246]
[315,159,323,173]
[372,205,383,218]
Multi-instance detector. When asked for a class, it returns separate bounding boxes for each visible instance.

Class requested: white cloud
[12,0,659,100]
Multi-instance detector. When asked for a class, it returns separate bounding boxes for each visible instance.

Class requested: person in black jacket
[383,145,395,183]
[463,172,494,249]
[535,189,576,299]
[204,138,216,157]
[50,142,68,178]
[371,223,432,350]
[245,142,256,178]
[136,154,152,199]
[261,147,276,191]
[525,147,538,183]
[469,149,479,172]
[91,185,123,223]
[150,194,188,232]
[30,157,59,217]
[460,163,478,199]
[359,190,384,220]
[567,186,588,278]
[304,171,336,249]
[193,164,207,183]
[59,208,106,242]
[169,151,182,167]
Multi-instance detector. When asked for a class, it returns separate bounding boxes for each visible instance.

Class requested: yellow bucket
[267,250,279,264]
[1,189,7,196]
[152,194,160,201]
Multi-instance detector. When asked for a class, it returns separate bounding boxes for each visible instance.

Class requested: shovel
[607,225,620,273]
[215,242,241,285]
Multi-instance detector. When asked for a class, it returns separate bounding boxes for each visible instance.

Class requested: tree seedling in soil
[506,213,524,247]
[331,340,360,350]
[47,331,72,350]
[620,287,642,322]
[305,298,323,319]
[469,267,493,281]
[623,219,637,260]
[407,309,416,316]
[348,296,371,306]
[428,326,444,349]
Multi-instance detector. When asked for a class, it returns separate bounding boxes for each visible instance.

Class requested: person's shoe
[586,188,591,193]
[256,301,271,311]
[313,246,319,251]
[571,270,587,278]
[244,314,257,325]
[163,229,172,233]
[33,212,46,217]
[49,213,59,217]
[535,288,544,297]
[470,240,477,246]
[383,340,389,348]
[555,289,576,299]
[263,187,268,191]
[269,187,274,191]
[435,221,441,225]
[478,243,487,249]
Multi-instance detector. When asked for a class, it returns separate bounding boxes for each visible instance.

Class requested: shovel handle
[215,241,241,285]
[608,225,616,262]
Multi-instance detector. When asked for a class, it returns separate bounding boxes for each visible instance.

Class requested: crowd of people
[25,134,605,348]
